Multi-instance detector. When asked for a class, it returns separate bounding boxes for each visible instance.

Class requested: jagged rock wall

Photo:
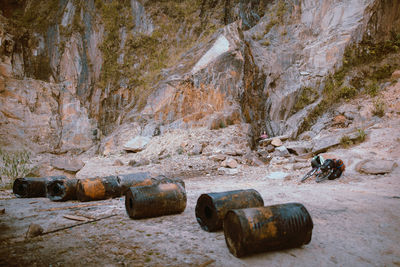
[1,0,400,156]
[142,0,400,142]
[142,22,246,130]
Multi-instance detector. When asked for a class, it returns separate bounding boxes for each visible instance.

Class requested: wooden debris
[63,214,89,222]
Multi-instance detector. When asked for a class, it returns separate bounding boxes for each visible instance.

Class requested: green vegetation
[96,0,213,110]
[372,100,385,117]
[340,135,353,147]
[340,129,366,148]
[366,81,379,96]
[0,149,32,187]
[357,128,366,142]
[11,0,60,33]
[292,87,318,114]
[338,86,357,100]
[263,0,287,35]
[262,39,271,46]
[176,147,184,155]
[264,19,278,35]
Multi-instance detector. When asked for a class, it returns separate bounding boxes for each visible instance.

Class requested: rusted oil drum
[195,189,264,232]
[125,181,187,219]
[13,176,66,198]
[223,203,313,257]
[76,176,121,202]
[46,178,78,201]
[117,172,152,195]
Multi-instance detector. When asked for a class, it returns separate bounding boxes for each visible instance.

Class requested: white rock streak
[192,35,230,73]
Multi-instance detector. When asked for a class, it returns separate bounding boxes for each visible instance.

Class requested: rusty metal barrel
[195,189,264,232]
[117,172,152,195]
[13,176,67,198]
[125,179,186,219]
[46,178,78,201]
[223,203,313,257]
[76,176,121,202]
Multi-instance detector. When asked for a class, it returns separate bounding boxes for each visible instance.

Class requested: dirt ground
[1,82,400,266]
[1,138,400,266]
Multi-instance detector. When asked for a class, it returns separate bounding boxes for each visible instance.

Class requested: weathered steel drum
[13,176,66,198]
[76,176,121,202]
[195,189,264,232]
[46,178,78,201]
[125,181,187,219]
[117,172,152,195]
[223,203,313,257]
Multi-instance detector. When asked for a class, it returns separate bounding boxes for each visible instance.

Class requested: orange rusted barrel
[117,172,152,195]
[46,178,78,201]
[125,180,186,219]
[223,203,313,257]
[76,176,121,202]
[195,189,264,232]
[13,176,66,198]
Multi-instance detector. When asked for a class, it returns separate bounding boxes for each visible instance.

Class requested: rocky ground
[0,80,400,266]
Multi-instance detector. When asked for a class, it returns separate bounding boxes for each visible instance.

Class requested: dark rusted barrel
[125,181,187,219]
[223,203,313,257]
[13,176,66,198]
[76,176,121,202]
[117,172,152,195]
[46,178,78,201]
[195,189,264,232]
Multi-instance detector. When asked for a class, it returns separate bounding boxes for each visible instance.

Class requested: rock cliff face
[0,0,399,156]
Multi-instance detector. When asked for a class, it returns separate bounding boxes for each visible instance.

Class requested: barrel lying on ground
[223,203,313,257]
[125,178,186,219]
[76,176,121,202]
[117,172,151,195]
[75,172,152,202]
[195,189,264,232]
[13,176,67,198]
[46,178,78,201]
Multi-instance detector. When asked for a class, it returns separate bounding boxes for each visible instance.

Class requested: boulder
[312,129,365,153]
[265,171,289,180]
[275,146,290,157]
[209,154,226,162]
[123,136,151,152]
[312,135,341,154]
[113,159,124,166]
[51,158,85,173]
[357,159,397,175]
[26,223,43,238]
[332,115,347,127]
[299,131,317,141]
[128,158,150,167]
[285,141,312,156]
[391,70,400,80]
[190,143,203,155]
[218,167,239,175]
[221,158,238,169]
[271,138,283,147]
